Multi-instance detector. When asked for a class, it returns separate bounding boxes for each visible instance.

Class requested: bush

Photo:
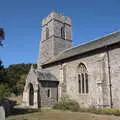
[53,96,80,112]
[100,108,120,116]
[12,118,29,120]
[0,84,10,99]
[79,106,120,116]
[53,96,120,116]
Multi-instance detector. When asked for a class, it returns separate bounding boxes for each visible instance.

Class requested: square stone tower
[38,11,72,67]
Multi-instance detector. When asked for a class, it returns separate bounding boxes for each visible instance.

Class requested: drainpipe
[106,47,113,108]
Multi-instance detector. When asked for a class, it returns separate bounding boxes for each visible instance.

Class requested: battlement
[38,11,72,65]
[42,11,71,26]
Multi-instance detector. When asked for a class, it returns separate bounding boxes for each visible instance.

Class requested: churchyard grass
[6,109,120,120]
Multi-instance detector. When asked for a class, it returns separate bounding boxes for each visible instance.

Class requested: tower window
[78,63,88,94]
[46,27,49,40]
[61,26,65,39]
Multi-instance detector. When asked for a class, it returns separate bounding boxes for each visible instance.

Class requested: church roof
[43,31,120,65]
[35,70,58,81]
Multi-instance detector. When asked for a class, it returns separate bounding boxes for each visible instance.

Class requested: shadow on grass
[9,107,41,116]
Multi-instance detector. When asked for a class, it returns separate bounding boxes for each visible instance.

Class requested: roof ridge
[43,30,120,65]
[63,30,120,53]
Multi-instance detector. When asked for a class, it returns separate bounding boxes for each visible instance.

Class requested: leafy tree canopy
[0,63,37,98]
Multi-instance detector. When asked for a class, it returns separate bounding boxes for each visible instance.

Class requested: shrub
[54,96,120,116]
[0,84,10,99]
[100,108,120,116]
[21,118,28,120]
[79,107,120,116]
[53,96,80,112]
[12,118,29,120]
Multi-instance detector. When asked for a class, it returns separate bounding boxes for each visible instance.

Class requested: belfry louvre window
[61,26,65,39]
[46,27,49,40]
[78,63,88,94]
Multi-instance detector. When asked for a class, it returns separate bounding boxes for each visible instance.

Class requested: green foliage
[9,118,29,120]
[79,106,120,116]
[5,63,37,96]
[53,95,120,116]
[0,83,10,99]
[0,60,10,99]
[21,118,28,120]
[53,96,80,112]
[0,62,37,97]
[0,60,6,82]
[0,28,4,46]
[95,108,120,116]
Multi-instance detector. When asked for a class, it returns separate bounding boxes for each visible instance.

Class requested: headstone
[0,106,5,120]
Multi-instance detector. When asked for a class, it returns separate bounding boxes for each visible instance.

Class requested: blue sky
[0,0,120,67]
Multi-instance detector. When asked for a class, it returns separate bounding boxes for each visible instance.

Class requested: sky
[0,0,120,67]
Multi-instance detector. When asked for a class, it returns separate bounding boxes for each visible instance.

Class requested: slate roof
[35,70,58,81]
[43,31,120,65]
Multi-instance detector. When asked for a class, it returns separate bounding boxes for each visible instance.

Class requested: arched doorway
[29,83,34,106]
[38,84,41,108]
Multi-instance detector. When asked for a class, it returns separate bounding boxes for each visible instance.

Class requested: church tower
[38,11,72,66]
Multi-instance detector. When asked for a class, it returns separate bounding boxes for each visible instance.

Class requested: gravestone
[0,106,5,120]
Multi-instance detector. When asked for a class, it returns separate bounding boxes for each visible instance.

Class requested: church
[22,11,120,109]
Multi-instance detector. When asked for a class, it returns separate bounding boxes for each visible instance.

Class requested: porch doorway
[29,83,34,106]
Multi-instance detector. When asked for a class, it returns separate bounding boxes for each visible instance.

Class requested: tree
[0,28,4,46]
[0,28,8,99]
[0,28,5,81]
[0,60,10,98]
[0,83,10,99]
[6,63,37,95]
[0,60,6,82]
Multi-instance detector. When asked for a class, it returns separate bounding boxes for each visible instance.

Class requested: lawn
[6,109,120,120]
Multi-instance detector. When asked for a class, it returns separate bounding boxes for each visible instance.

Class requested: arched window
[78,63,88,94]
[46,27,49,39]
[61,26,65,39]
